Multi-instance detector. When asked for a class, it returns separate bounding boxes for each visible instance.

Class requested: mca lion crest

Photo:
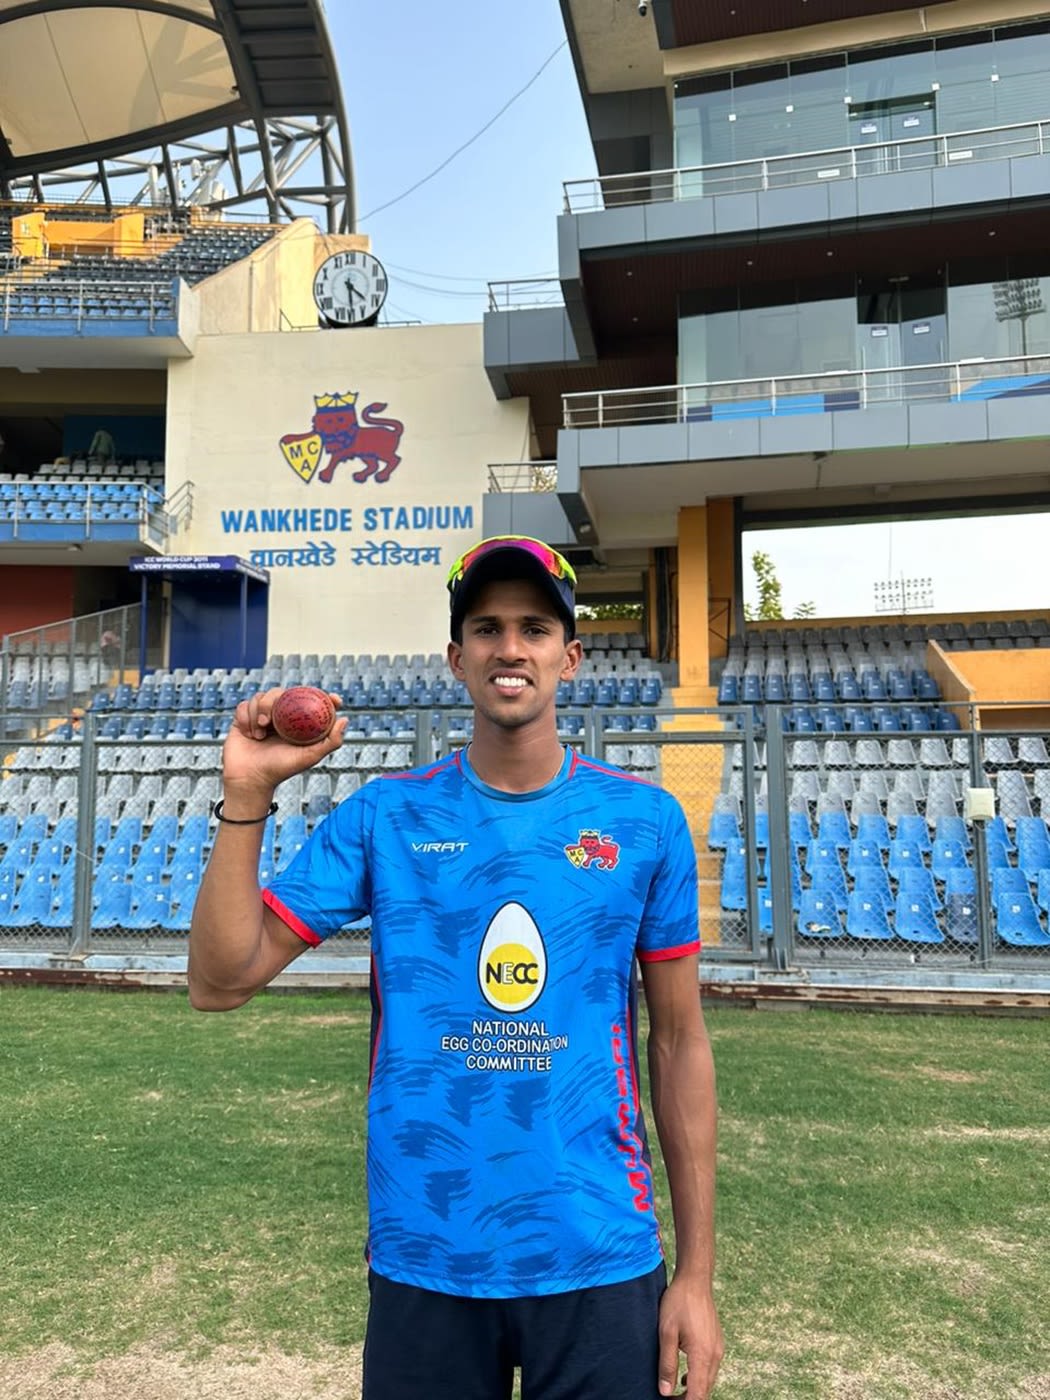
[279,391,404,485]
[564,830,620,871]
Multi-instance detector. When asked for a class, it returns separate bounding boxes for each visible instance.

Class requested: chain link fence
[1,704,1049,978]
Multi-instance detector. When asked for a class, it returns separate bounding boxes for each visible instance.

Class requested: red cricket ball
[270,686,336,746]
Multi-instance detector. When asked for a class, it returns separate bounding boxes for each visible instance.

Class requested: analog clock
[313,250,388,326]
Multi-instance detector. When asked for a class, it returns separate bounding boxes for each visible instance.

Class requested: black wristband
[213,799,277,825]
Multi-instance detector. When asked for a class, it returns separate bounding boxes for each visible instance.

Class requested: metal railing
[2,704,1049,988]
[563,118,1050,213]
[487,277,564,312]
[0,278,177,331]
[0,481,173,540]
[487,461,558,493]
[0,603,151,727]
[562,353,1050,428]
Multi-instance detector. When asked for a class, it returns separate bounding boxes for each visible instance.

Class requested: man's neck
[467,719,565,794]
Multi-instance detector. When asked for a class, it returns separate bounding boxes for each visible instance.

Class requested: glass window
[992,24,1050,127]
[671,29,1039,172]
[935,32,994,133]
[789,57,849,155]
[846,41,933,107]
[730,64,791,164]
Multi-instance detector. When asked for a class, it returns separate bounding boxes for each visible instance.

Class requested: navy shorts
[362,1262,667,1400]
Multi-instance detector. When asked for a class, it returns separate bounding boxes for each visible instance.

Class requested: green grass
[0,988,1046,1398]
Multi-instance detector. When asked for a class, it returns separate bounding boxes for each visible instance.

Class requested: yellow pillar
[706,499,735,663]
[677,505,711,691]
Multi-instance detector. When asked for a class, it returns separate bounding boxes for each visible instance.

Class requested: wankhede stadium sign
[212,387,478,571]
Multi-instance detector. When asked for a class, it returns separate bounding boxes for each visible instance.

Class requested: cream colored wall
[949,648,1050,703]
[193,220,326,335]
[165,323,529,655]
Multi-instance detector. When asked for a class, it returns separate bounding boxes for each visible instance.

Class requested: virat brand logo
[564,829,620,871]
[477,902,547,1012]
[279,391,405,486]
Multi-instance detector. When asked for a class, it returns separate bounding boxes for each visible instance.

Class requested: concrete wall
[194,220,334,336]
[164,323,529,655]
[951,648,1050,704]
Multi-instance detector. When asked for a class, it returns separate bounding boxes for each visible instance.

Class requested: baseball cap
[447,536,577,640]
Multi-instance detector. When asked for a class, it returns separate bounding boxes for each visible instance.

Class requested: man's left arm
[641,952,723,1398]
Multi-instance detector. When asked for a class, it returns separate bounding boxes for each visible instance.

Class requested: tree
[743,550,814,621]
[575,602,643,621]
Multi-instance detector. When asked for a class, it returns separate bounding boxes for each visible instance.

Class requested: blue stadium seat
[888,840,925,880]
[805,838,840,873]
[985,817,1013,845]
[809,863,848,911]
[707,810,740,851]
[934,815,971,851]
[930,840,969,883]
[856,813,891,851]
[846,890,893,940]
[945,893,979,945]
[19,814,48,843]
[895,814,932,852]
[789,810,812,849]
[899,866,941,910]
[990,866,1028,904]
[10,875,54,927]
[797,890,844,938]
[719,846,748,911]
[854,863,894,909]
[996,891,1050,946]
[846,839,883,877]
[816,811,851,850]
[895,894,943,943]
[944,866,977,898]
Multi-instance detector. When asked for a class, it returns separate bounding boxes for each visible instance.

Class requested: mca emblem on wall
[279,392,405,486]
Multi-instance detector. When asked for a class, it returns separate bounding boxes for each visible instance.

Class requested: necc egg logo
[477,902,547,1012]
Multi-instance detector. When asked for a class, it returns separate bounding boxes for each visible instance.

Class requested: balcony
[562,355,1050,427]
[487,279,564,312]
[487,461,557,493]
[558,355,1050,534]
[563,119,1050,213]
[0,480,179,551]
[481,461,583,546]
[0,276,178,332]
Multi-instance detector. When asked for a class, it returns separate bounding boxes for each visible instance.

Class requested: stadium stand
[0,637,674,939]
[708,713,1050,955]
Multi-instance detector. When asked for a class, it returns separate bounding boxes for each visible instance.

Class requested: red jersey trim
[637,939,702,963]
[572,753,653,786]
[378,753,459,782]
[262,887,323,946]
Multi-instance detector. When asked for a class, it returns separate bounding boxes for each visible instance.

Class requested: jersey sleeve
[262,785,375,945]
[637,794,701,962]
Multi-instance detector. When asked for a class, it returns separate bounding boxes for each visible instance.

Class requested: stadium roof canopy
[0,0,355,230]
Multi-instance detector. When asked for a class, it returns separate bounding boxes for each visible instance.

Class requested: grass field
[0,987,1047,1399]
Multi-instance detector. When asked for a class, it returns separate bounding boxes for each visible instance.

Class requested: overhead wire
[358,41,568,223]
[383,260,558,284]
[391,275,488,299]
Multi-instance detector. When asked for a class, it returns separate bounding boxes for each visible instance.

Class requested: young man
[188,535,722,1399]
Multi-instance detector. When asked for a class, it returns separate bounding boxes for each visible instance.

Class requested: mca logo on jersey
[564,830,620,871]
[478,902,547,1012]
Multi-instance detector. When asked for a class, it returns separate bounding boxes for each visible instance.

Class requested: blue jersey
[264,746,700,1299]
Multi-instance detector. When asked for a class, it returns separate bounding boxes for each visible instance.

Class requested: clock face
[313,251,388,326]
